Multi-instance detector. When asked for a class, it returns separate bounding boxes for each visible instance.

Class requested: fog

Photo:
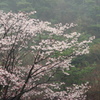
[0,0,100,100]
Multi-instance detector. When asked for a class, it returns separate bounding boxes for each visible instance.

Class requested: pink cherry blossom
[0,11,94,100]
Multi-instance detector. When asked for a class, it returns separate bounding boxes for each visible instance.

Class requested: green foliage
[16,0,34,12]
[52,48,73,58]
[52,65,95,87]
[78,33,91,42]
[65,66,94,85]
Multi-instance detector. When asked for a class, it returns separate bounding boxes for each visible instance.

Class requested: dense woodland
[0,0,100,100]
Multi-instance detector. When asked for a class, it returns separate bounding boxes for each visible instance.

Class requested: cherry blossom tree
[0,11,94,100]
